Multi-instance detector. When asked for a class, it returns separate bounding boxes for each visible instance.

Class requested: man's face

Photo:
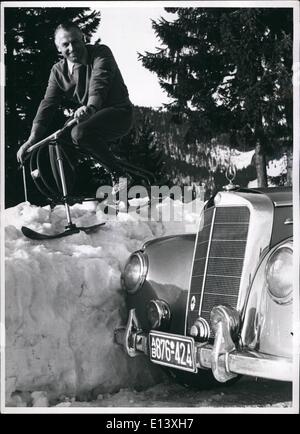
[55,28,87,63]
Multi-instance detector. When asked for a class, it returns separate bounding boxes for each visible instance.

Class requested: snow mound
[209,146,255,171]
[5,198,203,405]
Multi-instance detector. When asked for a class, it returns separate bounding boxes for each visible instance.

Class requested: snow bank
[209,146,255,170]
[4,198,203,405]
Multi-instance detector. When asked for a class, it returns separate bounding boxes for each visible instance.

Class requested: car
[114,180,294,388]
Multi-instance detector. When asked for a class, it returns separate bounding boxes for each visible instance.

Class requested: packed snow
[4,197,203,407]
[209,146,288,180]
[211,147,255,170]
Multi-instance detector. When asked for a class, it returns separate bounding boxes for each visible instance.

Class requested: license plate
[149,331,197,373]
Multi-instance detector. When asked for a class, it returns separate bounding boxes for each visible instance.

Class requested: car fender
[241,237,293,358]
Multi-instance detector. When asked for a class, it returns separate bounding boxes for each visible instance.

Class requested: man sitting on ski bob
[16,22,134,193]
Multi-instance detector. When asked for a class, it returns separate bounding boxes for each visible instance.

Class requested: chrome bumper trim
[197,345,293,382]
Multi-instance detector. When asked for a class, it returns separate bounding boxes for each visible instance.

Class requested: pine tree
[5,7,101,206]
[139,7,293,187]
[118,107,169,186]
[120,107,256,197]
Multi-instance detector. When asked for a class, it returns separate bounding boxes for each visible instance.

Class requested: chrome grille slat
[206,274,241,279]
[209,241,247,258]
[187,206,250,337]
[207,257,244,276]
[201,293,239,312]
[204,292,239,296]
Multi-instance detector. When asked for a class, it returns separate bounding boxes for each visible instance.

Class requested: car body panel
[270,207,293,247]
[127,235,195,334]
[241,238,293,357]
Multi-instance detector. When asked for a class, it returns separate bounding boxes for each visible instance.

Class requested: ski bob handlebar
[25,118,78,154]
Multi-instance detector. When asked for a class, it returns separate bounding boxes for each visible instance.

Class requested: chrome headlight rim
[147,298,171,330]
[265,243,293,305]
[121,251,148,294]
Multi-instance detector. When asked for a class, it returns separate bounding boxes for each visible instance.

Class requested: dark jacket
[32,44,131,134]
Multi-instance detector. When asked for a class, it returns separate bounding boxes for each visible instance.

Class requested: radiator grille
[187,206,250,337]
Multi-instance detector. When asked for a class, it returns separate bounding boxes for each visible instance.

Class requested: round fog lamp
[266,245,293,304]
[147,299,171,330]
[122,252,147,294]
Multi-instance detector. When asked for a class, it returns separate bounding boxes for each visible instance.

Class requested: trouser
[70,103,134,175]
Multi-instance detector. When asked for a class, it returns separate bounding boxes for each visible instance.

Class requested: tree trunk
[5,36,19,147]
[255,141,268,187]
[286,150,293,186]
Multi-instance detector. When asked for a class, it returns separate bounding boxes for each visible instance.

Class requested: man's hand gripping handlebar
[16,118,78,166]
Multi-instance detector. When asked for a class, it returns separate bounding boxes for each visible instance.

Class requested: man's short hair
[54,22,83,44]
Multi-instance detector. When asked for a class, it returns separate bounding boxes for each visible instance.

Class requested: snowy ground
[56,376,293,410]
[8,376,293,412]
[4,197,203,409]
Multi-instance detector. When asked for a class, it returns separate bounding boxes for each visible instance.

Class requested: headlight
[121,251,148,294]
[265,245,293,304]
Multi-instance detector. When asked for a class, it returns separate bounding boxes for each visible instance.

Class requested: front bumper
[198,345,292,381]
[115,307,293,383]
